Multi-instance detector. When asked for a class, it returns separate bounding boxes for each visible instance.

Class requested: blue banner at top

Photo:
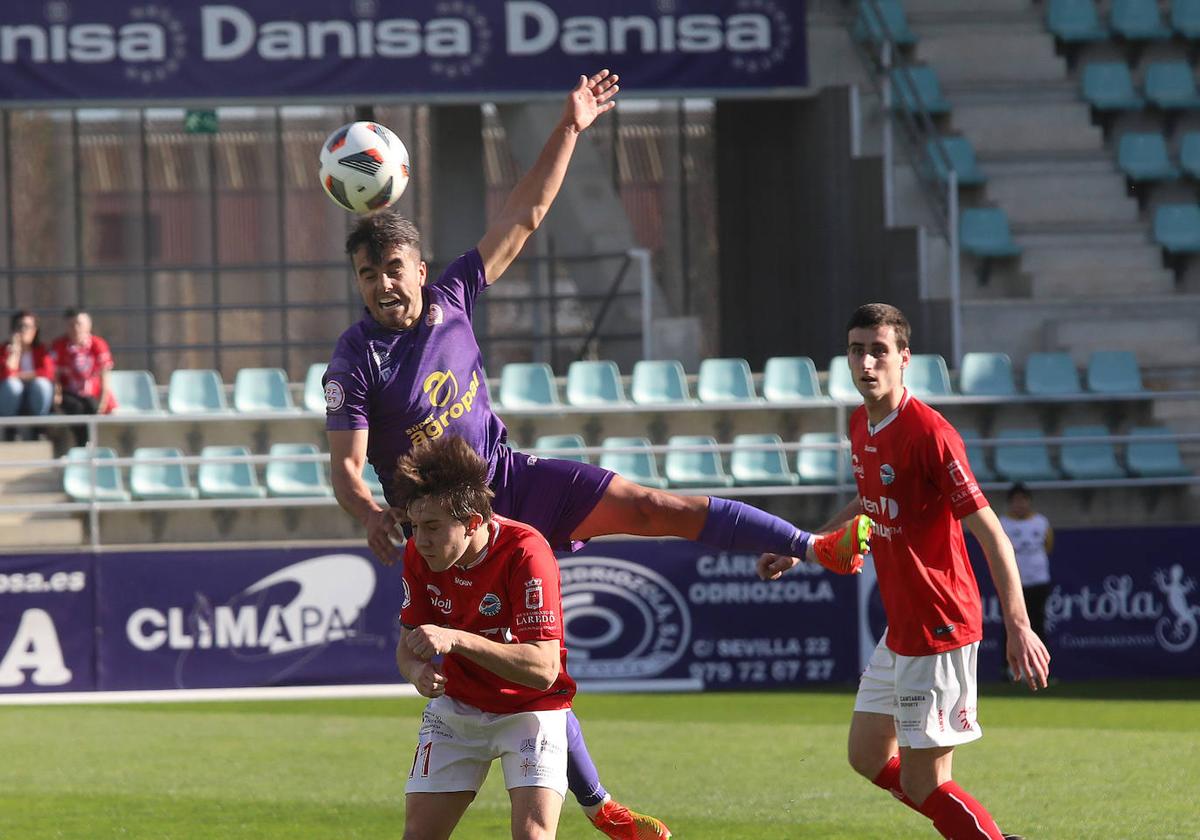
[0,1,807,104]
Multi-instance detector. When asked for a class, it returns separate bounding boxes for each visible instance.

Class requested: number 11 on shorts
[408,740,432,779]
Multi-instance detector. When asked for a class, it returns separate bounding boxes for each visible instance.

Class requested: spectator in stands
[52,308,116,447]
[0,310,55,441]
[998,482,1053,679]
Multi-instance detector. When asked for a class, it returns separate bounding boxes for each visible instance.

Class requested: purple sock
[565,710,608,807]
[697,497,812,557]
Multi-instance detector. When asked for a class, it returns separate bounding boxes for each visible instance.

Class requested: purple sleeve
[430,249,487,318]
[323,333,371,432]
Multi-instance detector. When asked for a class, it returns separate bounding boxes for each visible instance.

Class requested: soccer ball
[318,121,410,214]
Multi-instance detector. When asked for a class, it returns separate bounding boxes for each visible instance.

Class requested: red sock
[918,781,1003,840]
[871,755,920,813]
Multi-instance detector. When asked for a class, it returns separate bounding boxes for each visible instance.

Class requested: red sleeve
[94,337,114,371]
[507,534,564,643]
[927,420,987,520]
[399,543,437,629]
[34,346,55,380]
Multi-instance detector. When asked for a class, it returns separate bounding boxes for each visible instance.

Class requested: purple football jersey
[324,249,508,501]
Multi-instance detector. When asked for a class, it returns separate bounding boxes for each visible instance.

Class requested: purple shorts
[489,445,615,552]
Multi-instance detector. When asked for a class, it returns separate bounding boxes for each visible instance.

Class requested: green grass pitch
[1,681,1196,839]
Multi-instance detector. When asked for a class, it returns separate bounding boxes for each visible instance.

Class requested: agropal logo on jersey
[405,368,483,447]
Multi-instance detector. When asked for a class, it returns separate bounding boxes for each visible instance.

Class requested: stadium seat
[1143,61,1200,110]
[1154,204,1200,254]
[959,352,1017,397]
[129,447,198,501]
[303,362,327,413]
[993,429,1061,482]
[762,356,824,402]
[906,354,953,398]
[362,462,387,499]
[533,433,589,463]
[697,357,759,404]
[853,0,918,46]
[730,434,799,487]
[1110,0,1173,40]
[1086,350,1143,393]
[109,370,163,415]
[959,430,999,482]
[1024,352,1083,396]
[926,136,987,187]
[233,367,296,413]
[826,356,859,402]
[197,445,267,499]
[630,360,694,405]
[498,362,559,409]
[1080,62,1145,112]
[796,433,853,485]
[1127,426,1191,476]
[565,360,628,407]
[890,66,952,116]
[1061,425,1127,479]
[1173,0,1200,38]
[265,443,331,498]
[1179,132,1200,178]
[960,208,1022,259]
[599,437,667,489]
[63,446,131,502]
[664,435,734,489]
[167,369,229,414]
[1118,132,1181,182]
[1046,0,1110,42]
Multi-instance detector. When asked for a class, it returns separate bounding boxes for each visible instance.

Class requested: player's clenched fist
[412,662,447,698]
[757,553,800,580]
[406,624,458,659]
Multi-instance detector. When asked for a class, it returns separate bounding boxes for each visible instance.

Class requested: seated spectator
[0,311,55,441]
[52,308,117,448]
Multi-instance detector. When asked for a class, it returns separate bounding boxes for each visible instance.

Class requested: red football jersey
[52,335,116,412]
[400,514,575,713]
[850,391,988,656]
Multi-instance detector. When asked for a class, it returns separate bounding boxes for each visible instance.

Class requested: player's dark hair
[1007,482,1031,501]
[10,310,42,347]
[344,211,422,266]
[394,436,494,524]
[63,307,87,320]
[846,303,911,350]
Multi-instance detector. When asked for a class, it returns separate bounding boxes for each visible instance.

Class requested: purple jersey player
[326,71,869,840]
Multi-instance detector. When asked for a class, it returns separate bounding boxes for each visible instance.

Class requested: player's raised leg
[403,791,475,840]
[509,787,564,840]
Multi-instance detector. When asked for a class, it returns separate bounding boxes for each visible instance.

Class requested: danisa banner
[0,1,808,104]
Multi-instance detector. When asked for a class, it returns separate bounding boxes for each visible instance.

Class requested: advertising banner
[0,1,807,104]
[0,553,95,693]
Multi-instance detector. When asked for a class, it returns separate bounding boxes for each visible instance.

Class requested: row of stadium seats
[1083,60,1200,112]
[964,425,1190,482]
[1049,0,1200,44]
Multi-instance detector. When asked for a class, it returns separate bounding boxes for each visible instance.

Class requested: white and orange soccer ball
[318,121,410,214]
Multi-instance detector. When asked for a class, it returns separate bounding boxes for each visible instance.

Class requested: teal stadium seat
[1144,61,1200,110]
[498,362,559,409]
[1110,0,1174,39]
[630,360,694,405]
[796,433,853,485]
[265,443,331,498]
[906,354,953,398]
[762,356,823,402]
[600,437,667,489]
[1118,132,1181,182]
[993,429,1061,482]
[167,369,228,414]
[731,434,799,487]
[664,435,734,489]
[362,461,387,499]
[233,367,296,413]
[130,447,198,501]
[1173,0,1200,38]
[1024,352,1083,396]
[959,352,1017,396]
[1128,426,1191,476]
[890,66,952,116]
[826,356,859,402]
[926,136,987,187]
[959,430,999,482]
[960,208,1022,259]
[1047,0,1110,42]
[1061,425,1127,480]
[1086,350,1143,393]
[533,434,589,463]
[1081,62,1145,111]
[565,360,628,407]
[1179,132,1200,177]
[697,357,759,404]
[198,445,267,499]
[303,363,327,413]
[853,0,918,46]
[108,370,162,415]
[64,447,131,502]
[1154,204,1200,254]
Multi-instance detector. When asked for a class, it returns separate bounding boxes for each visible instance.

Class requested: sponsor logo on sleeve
[947,459,969,487]
[324,380,345,411]
[524,578,544,610]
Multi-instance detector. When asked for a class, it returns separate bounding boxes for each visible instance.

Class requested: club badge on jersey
[524,578,543,610]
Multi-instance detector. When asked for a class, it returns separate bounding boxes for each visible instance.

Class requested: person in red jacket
[0,310,55,441]
[52,308,116,447]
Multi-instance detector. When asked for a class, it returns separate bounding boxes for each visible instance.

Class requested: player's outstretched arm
[396,627,446,698]
[476,69,619,285]
[757,496,866,580]
[406,624,561,691]
[328,428,402,565]
[964,507,1052,690]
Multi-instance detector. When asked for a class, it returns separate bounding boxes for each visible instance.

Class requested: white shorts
[404,695,569,797]
[854,630,983,749]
